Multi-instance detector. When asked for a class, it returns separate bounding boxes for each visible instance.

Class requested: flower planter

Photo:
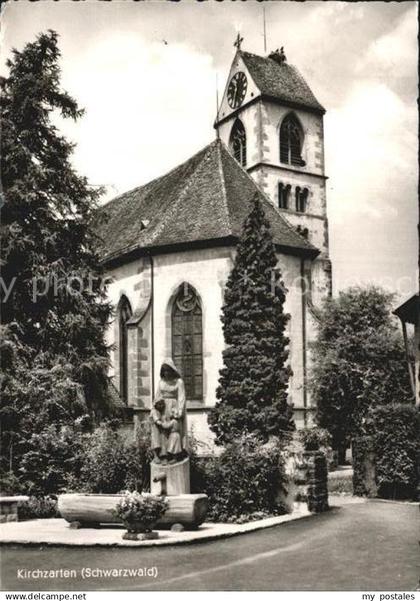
[122,520,159,541]
[113,492,168,541]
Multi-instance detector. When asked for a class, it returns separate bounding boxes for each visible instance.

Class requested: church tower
[215,41,332,306]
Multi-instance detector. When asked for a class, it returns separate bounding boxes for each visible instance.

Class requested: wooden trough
[57,493,209,530]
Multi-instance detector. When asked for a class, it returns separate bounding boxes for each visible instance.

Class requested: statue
[150,359,188,465]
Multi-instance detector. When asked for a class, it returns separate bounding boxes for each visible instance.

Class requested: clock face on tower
[227,71,248,109]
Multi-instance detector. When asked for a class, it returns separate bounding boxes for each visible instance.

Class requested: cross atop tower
[234,32,243,50]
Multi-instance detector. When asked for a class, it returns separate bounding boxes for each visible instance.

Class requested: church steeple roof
[97,139,319,265]
[240,50,325,114]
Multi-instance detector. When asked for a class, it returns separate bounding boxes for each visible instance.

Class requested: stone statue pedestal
[150,456,190,495]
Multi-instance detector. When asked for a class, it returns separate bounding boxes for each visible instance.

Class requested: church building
[97,44,332,448]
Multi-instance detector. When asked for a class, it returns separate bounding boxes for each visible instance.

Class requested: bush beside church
[353,404,419,500]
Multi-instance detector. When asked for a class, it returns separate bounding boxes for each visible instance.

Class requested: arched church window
[172,284,203,401]
[295,187,309,213]
[278,182,291,209]
[229,119,247,167]
[280,114,304,166]
[118,295,132,402]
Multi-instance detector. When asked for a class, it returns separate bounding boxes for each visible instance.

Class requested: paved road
[1,500,418,591]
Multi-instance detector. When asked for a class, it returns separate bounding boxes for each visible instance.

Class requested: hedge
[191,435,289,523]
[372,404,419,499]
[353,404,419,500]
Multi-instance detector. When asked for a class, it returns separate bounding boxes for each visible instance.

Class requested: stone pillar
[284,441,329,512]
[352,436,377,498]
[303,451,329,513]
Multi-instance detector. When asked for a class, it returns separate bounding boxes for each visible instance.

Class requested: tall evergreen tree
[0,31,112,474]
[208,195,295,445]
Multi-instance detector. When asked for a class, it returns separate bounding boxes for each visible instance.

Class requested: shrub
[112,492,168,530]
[123,425,152,493]
[18,424,85,495]
[352,404,419,499]
[15,420,152,496]
[18,496,59,520]
[188,427,215,494]
[371,404,419,499]
[193,435,288,522]
[298,427,332,452]
[77,422,151,494]
[0,471,24,496]
[1,333,95,492]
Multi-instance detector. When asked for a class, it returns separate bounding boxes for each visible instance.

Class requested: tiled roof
[241,51,325,114]
[97,139,318,264]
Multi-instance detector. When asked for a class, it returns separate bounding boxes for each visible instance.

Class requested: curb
[367,498,420,507]
[0,510,318,548]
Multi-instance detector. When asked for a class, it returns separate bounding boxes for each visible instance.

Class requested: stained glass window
[118,295,132,402]
[172,284,203,401]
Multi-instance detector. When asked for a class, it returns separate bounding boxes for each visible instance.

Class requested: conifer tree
[0,31,113,474]
[208,195,295,445]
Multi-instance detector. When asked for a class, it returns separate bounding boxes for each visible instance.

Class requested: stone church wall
[105,244,311,448]
[261,102,325,175]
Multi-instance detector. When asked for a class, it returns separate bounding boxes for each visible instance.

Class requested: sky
[1,0,418,301]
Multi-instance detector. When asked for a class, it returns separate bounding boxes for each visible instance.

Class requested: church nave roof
[97,139,319,265]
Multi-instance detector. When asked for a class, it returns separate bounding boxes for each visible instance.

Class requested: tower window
[118,295,132,402]
[295,187,309,213]
[229,118,247,167]
[172,283,203,401]
[280,114,305,166]
[278,182,291,209]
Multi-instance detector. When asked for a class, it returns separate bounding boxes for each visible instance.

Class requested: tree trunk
[337,444,347,465]
[58,493,208,529]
